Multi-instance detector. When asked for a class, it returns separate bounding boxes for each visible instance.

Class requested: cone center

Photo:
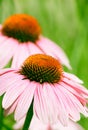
[20,54,63,83]
[1,14,41,42]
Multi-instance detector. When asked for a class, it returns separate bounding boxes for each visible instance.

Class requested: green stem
[23,101,33,130]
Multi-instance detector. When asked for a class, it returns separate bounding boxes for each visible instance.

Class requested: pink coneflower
[14,115,84,130]
[0,54,88,126]
[0,14,71,69]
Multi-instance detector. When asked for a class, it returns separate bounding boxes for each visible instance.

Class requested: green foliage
[0,0,88,129]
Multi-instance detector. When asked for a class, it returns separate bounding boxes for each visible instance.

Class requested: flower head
[0,54,88,126]
[0,14,71,69]
[20,54,63,83]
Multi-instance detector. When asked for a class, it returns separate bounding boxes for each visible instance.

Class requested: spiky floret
[20,54,63,83]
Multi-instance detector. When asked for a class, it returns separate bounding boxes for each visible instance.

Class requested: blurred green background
[0,0,88,129]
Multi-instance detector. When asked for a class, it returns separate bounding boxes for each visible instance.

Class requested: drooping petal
[54,83,80,121]
[36,36,71,69]
[52,120,84,130]
[30,115,50,130]
[13,116,25,130]
[27,41,43,55]
[34,83,58,124]
[63,72,83,84]
[0,70,18,95]
[0,68,15,75]
[52,84,68,126]
[34,84,49,123]
[11,43,29,68]
[62,76,88,97]
[42,83,58,123]
[15,81,36,121]
[2,74,26,109]
[0,38,18,68]
[56,83,88,120]
[59,81,86,105]
[4,97,19,115]
[0,34,8,44]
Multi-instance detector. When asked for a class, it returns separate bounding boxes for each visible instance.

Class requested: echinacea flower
[0,54,88,126]
[0,14,71,69]
[14,115,84,130]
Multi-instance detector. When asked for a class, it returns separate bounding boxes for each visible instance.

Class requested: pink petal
[27,41,43,55]
[4,97,19,115]
[52,84,68,126]
[0,24,2,30]
[59,81,86,105]
[53,120,84,130]
[0,38,18,68]
[54,83,80,121]
[0,71,18,95]
[14,116,25,130]
[2,74,26,109]
[0,34,8,44]
[34,83,58,124]
[63,72,83,84]
[37,36,71,69]
[57,83,88,119]
[62,76,88,97]
[0,68,15,75]
[34,84,49,123]
[42,83,58,123]
[11,43,29,68]
[15,81,36,121]
[30,115,49,130]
